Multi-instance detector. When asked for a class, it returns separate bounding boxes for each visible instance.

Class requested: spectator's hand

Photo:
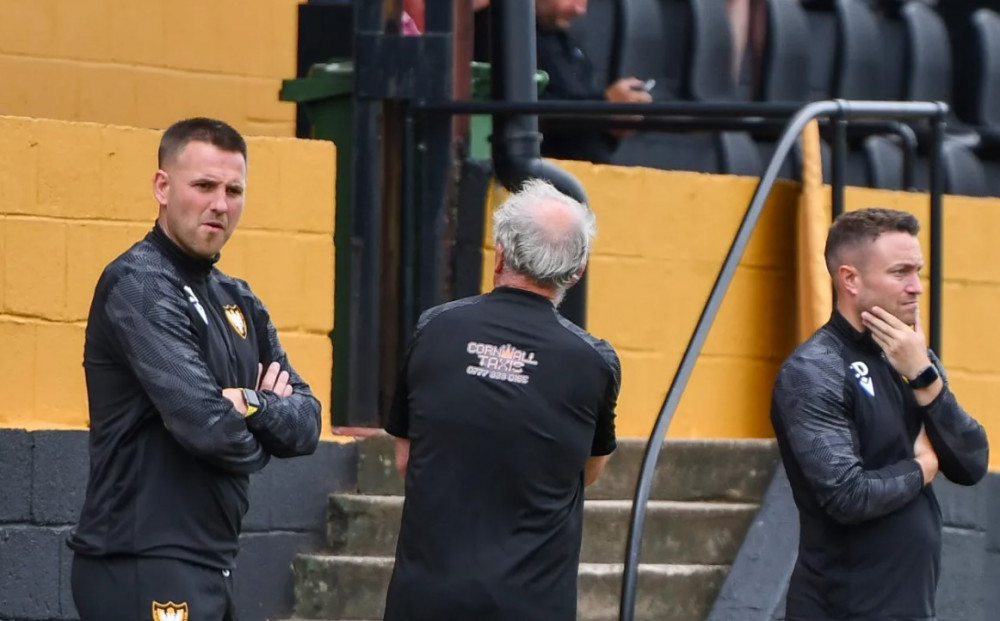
[604,78,652,139]
[258,361,294,397]
[604,78,653,103]
[861,306,932,380]
[913,425,938,486]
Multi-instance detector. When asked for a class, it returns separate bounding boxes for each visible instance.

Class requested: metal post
[348,0,385,425]
[415,1,454,316]
[929,112,945,355]
[831,109,847,219]
[400,107,417,350]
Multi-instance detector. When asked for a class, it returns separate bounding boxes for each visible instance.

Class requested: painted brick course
[0,116,336,435]
[0,0,303,136]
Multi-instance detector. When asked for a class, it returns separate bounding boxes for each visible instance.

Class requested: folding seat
[755,0,830,181]
[612,0,748,173]
[969,8,1000,130]
[958,9,1000,196]
[801,0,908,190]
[873,1,989,195]
[566,0,623,91]
[613,0,762,175]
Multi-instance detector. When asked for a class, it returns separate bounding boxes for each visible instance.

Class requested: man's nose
[209,190,229,212]
[907,274,924,294]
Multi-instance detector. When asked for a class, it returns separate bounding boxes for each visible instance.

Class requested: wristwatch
[242,388,261,417]
[907,364,940,390]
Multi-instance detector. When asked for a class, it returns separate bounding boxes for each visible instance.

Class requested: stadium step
[357,434,779,502]
[327,493,758,565]
[292,433,779,620]
[293,555,729,621]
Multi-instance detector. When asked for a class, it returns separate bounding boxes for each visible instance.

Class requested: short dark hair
[157,117,247,168]
[824,207,920,275]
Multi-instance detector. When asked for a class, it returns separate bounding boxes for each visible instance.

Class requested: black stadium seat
[612,0,761,175]
[756,0,828,181]
[967,9,1000,196]
[864,135,905,190]
[616,0,684,101]
[900,1,953,104]
[970,8,1000,131]
[759,0,812,104]
[802,0,901,189]
[832,0,885,100]
[686,0,762,174]
[687,0,740,101]
[942,141,990,197]
[566,0,622,93]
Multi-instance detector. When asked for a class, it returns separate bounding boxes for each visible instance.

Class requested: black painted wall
[0,429,357,621]
[709,467,1000,621]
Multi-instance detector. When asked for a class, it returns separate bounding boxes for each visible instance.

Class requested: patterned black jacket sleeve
[104,269,270,475]
[242,286,322,459]
[922,351,989,486]
[772,356,924,525]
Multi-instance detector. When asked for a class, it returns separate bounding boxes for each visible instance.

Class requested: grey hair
[492,178,597,291]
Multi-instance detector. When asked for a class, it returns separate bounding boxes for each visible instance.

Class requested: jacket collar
[829,309,882,354]
[147,222,219,279]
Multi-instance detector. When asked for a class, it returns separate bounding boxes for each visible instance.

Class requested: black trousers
[71,554,237,621]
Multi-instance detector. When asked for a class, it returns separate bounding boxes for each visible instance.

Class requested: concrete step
[327,494,758,565]
[357,434,779,502]
[293,555,728,621]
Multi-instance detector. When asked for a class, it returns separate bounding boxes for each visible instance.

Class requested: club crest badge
[151,601,188,621]
[223,304,247,339]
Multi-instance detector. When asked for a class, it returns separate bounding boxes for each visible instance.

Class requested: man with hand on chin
[771,207,988,621]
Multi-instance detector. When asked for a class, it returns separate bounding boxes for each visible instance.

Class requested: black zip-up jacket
[536,26,620,164]
[771,311,989,621]
[68,224,322,569]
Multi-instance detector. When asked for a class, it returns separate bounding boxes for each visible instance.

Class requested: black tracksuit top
[771,311,989,621]
[68,224,321,569]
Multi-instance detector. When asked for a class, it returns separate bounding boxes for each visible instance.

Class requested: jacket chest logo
[223,305,248,339]
[151,601,188,621]
[850,361,875,397]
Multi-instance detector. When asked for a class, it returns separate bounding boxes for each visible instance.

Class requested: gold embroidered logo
[152,601,188,621]
[223,305,247,339]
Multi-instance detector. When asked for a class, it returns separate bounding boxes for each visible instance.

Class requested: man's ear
[494,244,504,275]
[153,170,169,206]
[838,264,861,297]
[567,264,587,289]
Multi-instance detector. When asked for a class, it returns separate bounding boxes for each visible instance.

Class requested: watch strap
[242,388,261,417]
[907,364,940,390]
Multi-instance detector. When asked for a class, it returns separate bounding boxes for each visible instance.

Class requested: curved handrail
[617,98,947,621]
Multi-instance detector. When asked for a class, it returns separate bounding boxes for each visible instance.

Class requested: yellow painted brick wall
[0,115,337,437]
[482,163,1000,469]
[0,0,302,136]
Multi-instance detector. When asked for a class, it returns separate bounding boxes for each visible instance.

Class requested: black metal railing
[404,97,947,620]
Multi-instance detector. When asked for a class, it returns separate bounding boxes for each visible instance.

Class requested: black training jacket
[68,224,321,569]
[771,311,989,621]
